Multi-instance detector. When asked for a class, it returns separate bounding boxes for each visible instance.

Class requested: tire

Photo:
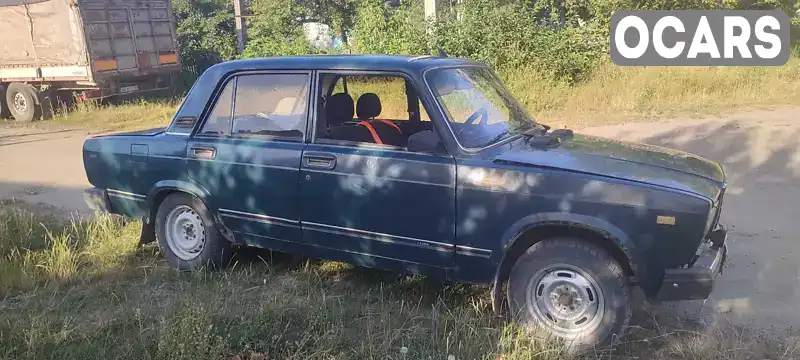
[507,238,632,353]
[0,85,10,118]
[155,193,232,270]
[5,83,41,121]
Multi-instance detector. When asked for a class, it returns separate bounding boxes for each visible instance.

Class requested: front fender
[490,212,663,313]
[497,212,639,271]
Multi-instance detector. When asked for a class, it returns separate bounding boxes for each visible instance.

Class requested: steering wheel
[456,108,490,144]
[464,108,488,125]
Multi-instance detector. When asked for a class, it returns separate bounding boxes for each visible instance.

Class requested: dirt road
[1,107,799,332]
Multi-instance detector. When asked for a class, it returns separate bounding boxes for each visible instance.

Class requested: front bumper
[655,227,728,301]
[83,187,112,213]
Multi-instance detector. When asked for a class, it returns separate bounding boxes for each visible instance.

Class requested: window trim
[312,70,447,154]
[191,70,314,143]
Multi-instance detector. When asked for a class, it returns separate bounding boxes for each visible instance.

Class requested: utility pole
[234,0,248,53]
[425,0,437,40]
[424,0,437,23]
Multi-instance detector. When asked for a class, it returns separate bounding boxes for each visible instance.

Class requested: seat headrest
[326,93,354,126]
[356,93,381,119]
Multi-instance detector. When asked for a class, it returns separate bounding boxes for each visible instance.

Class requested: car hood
[495,134,724,199]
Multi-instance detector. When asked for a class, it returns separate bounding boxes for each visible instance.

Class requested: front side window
[317,73,436,149]
[426,67,538,149]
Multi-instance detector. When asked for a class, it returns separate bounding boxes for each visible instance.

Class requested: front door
[187,71,312,245]
[298,72,456,269]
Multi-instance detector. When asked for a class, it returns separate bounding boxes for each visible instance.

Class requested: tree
[244,0,317,57]
[172,0,237,68]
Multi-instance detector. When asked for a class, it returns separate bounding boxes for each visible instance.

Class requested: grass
[0,202,797,360]
[3,57,798,134]
[50,98,181,133]
[503,58,800,128]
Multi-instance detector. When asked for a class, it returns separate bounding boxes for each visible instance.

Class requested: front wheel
[155,193,232,270]
[507,238,632,352]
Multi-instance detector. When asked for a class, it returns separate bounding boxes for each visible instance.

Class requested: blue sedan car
[82,55,728,350]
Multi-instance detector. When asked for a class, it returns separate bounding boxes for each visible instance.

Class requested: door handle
[303,152,337,170]
[191,147,216,159]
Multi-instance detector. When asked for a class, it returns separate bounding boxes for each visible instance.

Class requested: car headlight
[704,187,726,237]
[704,207,717,236]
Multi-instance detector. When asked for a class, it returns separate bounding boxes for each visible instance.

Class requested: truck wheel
[0,85,10,118]
[155,193,232,270]
[507,238,632,353]
[6,83,41,121]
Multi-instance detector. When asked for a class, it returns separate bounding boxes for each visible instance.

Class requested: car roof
[207,54,485,73]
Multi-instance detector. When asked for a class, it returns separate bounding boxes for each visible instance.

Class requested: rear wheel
[507,238,632,352]
[155,193,232,270]
[5,83,41,121]
[0,85,9,118]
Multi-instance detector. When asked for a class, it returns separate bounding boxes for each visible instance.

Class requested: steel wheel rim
[13,92,27,114]
[525,263,604,337]
[165,205,206,261]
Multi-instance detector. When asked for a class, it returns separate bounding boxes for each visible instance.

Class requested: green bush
[244,0,320,57]
[174,0,800,83]
[352,0,428,55]
[432,0,608,82]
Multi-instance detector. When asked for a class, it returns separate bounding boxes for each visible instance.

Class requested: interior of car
[316,74,435,148]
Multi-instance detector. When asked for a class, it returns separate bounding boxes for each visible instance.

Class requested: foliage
[171,0,800,83]
[431,0,608,82]
[352,0,428,55]
[244,0,318,57]
[172,0,237,67]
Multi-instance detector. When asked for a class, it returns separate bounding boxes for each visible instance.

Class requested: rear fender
[141,180,234,245]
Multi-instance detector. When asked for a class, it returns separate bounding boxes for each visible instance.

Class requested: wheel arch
[140,180,234,245]
[490,213,643,314]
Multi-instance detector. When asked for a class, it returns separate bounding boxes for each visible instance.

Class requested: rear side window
[198,81,234,136]
[232,73,310,139]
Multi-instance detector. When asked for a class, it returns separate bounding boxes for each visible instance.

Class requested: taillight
[94,59,118,71]
[81,89,102,100]
[159,52,178,64]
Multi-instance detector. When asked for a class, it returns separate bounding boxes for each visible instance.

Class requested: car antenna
[437,47,448,57]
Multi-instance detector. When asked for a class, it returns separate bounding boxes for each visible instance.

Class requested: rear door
[80,0,179,75]
[186,71,312,245]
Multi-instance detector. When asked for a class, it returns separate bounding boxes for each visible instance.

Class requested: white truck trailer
[0,0,181,121]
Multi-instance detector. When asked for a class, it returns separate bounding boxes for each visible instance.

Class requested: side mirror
[407,130,446,154]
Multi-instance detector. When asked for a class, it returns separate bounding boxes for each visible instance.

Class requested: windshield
[426,67,537,148]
